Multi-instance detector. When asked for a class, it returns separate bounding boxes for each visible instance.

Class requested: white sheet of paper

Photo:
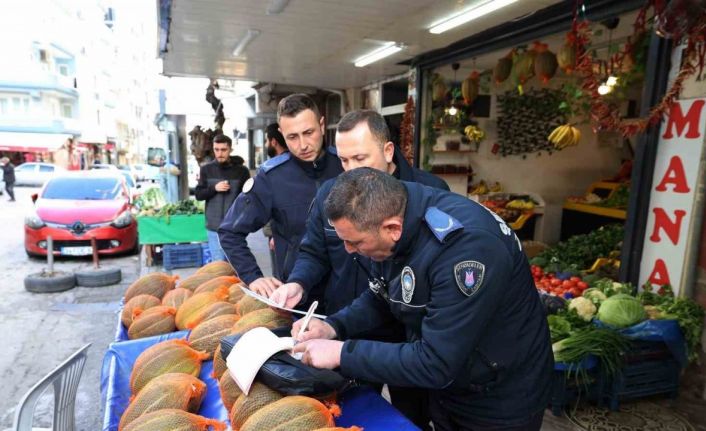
[239,285,327,319]
[226,327,297,395]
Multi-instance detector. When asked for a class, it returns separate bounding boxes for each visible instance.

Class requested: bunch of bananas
[464,125,486,143]
[506,199,535,210]
[548,124,581,149]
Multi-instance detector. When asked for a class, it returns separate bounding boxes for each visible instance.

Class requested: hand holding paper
[239,285,326,319]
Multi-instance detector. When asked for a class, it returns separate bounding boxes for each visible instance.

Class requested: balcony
[0,70,78,98]
[0,115,80,135]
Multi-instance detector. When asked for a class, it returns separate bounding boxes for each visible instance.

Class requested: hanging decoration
[493,49,514,84]
[534,42,559,84]
[462,71,481,105]
[569,0,706,137]
[399,96,415,166]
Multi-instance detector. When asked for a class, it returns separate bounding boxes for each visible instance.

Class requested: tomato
[577,281,589,290]
[570,288,582,297]
[570,276,582,283]
[551,279,562,287]
[562,280,573,289]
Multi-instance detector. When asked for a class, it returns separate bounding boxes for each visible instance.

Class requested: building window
[61,103,73,118]
[23,98,30,113]
[58,64,69,76]
[0,99,7,115]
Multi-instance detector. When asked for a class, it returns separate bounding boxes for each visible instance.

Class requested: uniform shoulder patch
[424,207,463,242]
[454,261,485,297]
[242,177,254,193]
[260,152,291,173]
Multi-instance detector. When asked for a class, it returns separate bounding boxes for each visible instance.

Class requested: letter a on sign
[647,259,672,287]
[655,156,691,193]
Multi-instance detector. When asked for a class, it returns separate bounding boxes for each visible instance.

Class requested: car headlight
[111,210,133,228]
[25,210,45,229]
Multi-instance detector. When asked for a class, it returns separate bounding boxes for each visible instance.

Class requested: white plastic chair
[12,344,91,431]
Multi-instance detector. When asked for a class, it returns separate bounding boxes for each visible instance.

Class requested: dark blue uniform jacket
[326,182,553,424]
[287,147,448,316]
[218,148,342,308]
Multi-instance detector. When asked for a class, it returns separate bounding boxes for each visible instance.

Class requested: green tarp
[137,214,207,244]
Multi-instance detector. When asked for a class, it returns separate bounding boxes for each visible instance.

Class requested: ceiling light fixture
[429,0,519,34]
[232,29,261,57]
[354,42,403,68]
[266,0,290,15]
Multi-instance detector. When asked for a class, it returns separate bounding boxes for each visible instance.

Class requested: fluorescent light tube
[429,0,518,34]
[232,29,261,57]
[354,43,403,67]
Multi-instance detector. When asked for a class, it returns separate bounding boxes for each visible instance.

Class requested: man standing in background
[195,134,250,261]
[0,157,16,202]
[262,123,288,277]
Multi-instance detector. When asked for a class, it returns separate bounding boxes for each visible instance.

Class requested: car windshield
[121,172,135,188]
[42,177,122,200]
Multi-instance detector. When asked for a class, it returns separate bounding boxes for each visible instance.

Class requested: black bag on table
[219,326,354,396]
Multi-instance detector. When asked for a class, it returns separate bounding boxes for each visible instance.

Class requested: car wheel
[75,267,122,287]
[24,271,76,293]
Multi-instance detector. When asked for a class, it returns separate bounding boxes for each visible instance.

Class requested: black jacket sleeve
[194,165,217,201]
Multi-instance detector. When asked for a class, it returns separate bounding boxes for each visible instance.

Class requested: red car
[24,172,138,257]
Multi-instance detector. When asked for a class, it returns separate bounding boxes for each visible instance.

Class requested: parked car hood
[36,199,128,224]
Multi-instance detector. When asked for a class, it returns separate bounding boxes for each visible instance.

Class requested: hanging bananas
[548,124,581,149]
[464,125,486,143]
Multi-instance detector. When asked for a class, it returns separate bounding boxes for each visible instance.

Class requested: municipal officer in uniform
[270,110,448,429]
[292,168,553,431]
[218,94,342,309]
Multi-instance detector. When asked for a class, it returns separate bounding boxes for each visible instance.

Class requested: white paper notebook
[238,285,327,319]
[226,327,299,395]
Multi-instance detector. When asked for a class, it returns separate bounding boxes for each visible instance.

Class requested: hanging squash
[493,50,514,84]
[557,39,577,74]
[512,47,536,85]
[461,71,480,105]
[533,42,558,84]
[431,74,447,103]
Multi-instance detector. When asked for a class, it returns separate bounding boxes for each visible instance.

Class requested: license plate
[61,246,93,256]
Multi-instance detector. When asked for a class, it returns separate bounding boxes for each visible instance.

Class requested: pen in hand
[295,301,319,343]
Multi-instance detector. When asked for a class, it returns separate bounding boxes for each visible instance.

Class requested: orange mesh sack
[194,276,240,295]
[128,306,177,340]
[235,295,269,316]
[240,396,340,431]
[118,372,206,430]
[121,294,161,328]
[178,273,218,291]
[228,283,247,304]
[124,273,179,302]
[212,343,228,380]
[229,381,284,430]
[188,314,240,359]
[195,260,235,277]
[122,409,226,431]
[175,287,230,330]
[162,287,193,309]
[233,308,292,334]
[130,339,209,394]
[192,302,238,328]
[218,371,242,412]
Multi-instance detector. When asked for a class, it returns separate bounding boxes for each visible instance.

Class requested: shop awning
[0,132,72,153]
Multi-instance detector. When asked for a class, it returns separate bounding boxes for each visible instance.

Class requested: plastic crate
[602,342,681,411]
[550,356,603,416]
[163,243,203,270]
[201,243,212,265]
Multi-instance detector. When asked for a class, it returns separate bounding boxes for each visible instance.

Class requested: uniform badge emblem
[242,178,254,193]
[454,261,485,297]
[401,266,415,304]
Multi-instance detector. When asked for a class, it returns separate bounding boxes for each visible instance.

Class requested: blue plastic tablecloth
[594,318,687,367]
[101,332,419,430]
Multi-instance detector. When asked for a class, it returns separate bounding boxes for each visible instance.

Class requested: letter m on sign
[662,100,705,139]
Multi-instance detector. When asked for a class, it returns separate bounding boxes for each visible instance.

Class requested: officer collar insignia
[242,177,254,193]
[401,266,415,304]
[424,207,462,242]
[454,261,485,297]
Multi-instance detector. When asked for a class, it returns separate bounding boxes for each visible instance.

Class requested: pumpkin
[557,42,577,74]
[533,42,558,84]
[461,71,480,105]
[493,50,514,84]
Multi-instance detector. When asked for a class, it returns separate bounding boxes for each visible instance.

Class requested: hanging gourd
[512,47,536,85]
[461,71,480,105]
[431,73,448,103]
[493,50,514,84]
[557,37,577,74]
[533,42,558,84]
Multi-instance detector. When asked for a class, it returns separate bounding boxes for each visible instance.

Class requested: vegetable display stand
[561,182,628,241]
[601,341,681,411]
[163,243,204,270]
[550,356,604,416]
[137,215,207,245]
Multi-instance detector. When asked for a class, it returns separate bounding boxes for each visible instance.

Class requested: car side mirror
[31,193,38,203]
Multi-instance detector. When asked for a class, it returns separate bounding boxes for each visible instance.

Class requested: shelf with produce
[562,201,627,220]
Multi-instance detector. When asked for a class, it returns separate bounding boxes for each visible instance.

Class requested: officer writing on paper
[291,168,553,431]
[270,109,447,429]
[218,94,342,310]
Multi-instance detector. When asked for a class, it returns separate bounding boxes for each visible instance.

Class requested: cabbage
[597,294,647,328]
[583,288,607,305]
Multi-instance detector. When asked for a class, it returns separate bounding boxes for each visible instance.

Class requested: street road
[0,185,140,430]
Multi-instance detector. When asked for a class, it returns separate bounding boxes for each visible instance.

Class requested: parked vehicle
[129,164,148,181]
[14,162,66,186]
[24,172,138,257]
[90,163,119,171]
